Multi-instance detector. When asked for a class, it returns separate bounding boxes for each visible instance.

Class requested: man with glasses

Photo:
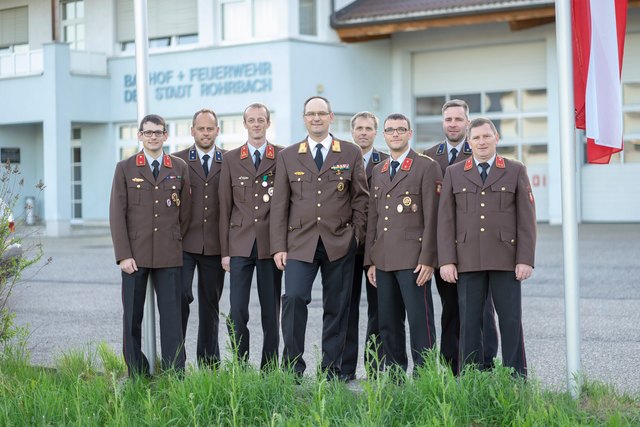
[423,100,499,374]
[110,114,191,376]
[341,111,388,381]
[438,117,536,377]
[173,109,226,367]
[219,103,283,369]
[364,113,442,374]
[270,96,368,380]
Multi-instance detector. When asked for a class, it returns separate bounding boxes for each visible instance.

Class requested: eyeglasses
[140,130,166,138]
[304,111,331,118]
[383,127,409,135]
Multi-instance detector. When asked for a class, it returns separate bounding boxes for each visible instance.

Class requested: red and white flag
[572,0,627,164]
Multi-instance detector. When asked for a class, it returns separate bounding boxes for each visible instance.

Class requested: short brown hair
[192,108,218,126]
[139,114,166,131]
[243,103,271,122]
[442,99,469,118]
[350,111,379,130]
[468,117,498,136]
[384,113,411,130]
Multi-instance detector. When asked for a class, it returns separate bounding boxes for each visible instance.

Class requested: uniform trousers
[434,269,499,374]
[229,241,282,368]
[281,237,356,377]
[457,270,527,376]
[181,251,226,366]
[121,267,185,376]
[377,268,436,372]
[341,252,384,377]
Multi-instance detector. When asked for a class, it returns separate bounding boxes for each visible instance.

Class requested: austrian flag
[572,0,628,164]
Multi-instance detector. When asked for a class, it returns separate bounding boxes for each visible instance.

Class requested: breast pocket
[232,180,247,203]
[328,170,352,197]
[288,173,311,199]
[127,182,145,205]
[163,179,183,208]
[397,185,421,214]
[492,183,516,211]
[453,184,475,213]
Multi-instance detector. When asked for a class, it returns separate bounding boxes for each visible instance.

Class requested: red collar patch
[163,154,173,168]
[464,158,473,171]
[380,159,390,173]
[401,158,413,171]
[265,144,275,159]
[240,145,249,160]
[136,153,146,167]
[495,156,505,169]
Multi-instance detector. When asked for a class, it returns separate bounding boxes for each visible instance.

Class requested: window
[0,7,29,50]
[414,89,548,165]
[221,0,280,42]
[61,0,85,50]
[299,0,317,36]
[621,82,640,164]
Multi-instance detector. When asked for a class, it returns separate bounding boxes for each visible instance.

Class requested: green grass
[0,345,638,426]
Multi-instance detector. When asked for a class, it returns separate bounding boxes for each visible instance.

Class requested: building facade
[0,0,638,235]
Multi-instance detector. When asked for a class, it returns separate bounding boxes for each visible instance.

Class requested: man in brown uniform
[270,96,368,379]
[173,109,226,366]
[341,111,388,380]
[110,114,191,376]
[364,113,442,373]
[424,100,498,374]
[438,117,536,376]
[219,103,283,368]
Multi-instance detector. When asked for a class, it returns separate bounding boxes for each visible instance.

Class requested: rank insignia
[337,182,345,192]
[331,140,341,152]
[372,151,381,163]
[214,149,223,163]
[401,158,413,171]
[171,192,180,207]
[464,158,473,171]
[132,177,144,182]
[380,160,389,173]
[189,148,198,161]
[462,141,473,155]
[294,171,305,176]
[240,145,249,159]
[298,142,308,154]
[136,153,146,167]
[436,143,446,155]
[265,145,275,159]
[496,156,505,169]
[163,154,173,168]
[403,196,412,206]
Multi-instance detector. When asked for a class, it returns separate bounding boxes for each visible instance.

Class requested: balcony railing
[0,50,43,78]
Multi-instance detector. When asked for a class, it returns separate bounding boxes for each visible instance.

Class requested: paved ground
[8,223,640,394]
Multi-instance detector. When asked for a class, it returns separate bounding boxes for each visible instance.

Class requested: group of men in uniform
[109,96,536,380]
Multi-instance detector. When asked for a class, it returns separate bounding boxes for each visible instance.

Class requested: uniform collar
[307,134,332,154]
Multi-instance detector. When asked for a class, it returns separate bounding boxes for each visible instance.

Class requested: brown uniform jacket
[219,142,283,259]
[270,137,369,262]
[173,144,226,255]
[364,150,442,271]
[437,156,537,272]
[423,140,473,176]
[109,151,191,268]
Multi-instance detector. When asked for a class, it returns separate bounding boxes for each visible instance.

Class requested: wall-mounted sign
[123,62,273,103]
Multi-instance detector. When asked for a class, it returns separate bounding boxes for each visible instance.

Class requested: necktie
[202,154,210,177]
[314,145,323,171]
[449,148,458,165]
[390,160,400,181]
[152,160,160,180]
[254,150,261,171]
[479,162,490,183]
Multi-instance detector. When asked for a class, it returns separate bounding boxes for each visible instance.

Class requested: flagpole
[554,0,581,398]
[133,0,157,375]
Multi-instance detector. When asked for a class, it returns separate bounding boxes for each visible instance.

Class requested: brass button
[136,184,141,188]
[384,217,388,221]
[204,207,208,211]
[255,219,258,222]
[462,188,466,192]
[205,183,208,186]
[318,177,322,181]
[386,194,390,198]
[154,214,158,217]
[288,226,293,231]
[154,227,158,232]
[255,193,258,197]
[297,178,301,182]
[481,191,485,195]
[383,227,388,232]
[317,203,321,207]
[172,186,176,190]
[155,186,159,190]
[405,191,409,195]
[418,237,422,242]
[480,228,485,232]
[155,200,159,204]
[255,180,259,184]
[340,177,344,180]
[317,217,321,221]
[317,190,322,194]
[480,203,485,207]
[204,219,207,223]
[385,205,389,210]
[480,215,485,219]
[502,187,506,191]
[241,182,244,186]
[205,195,209,199]
[255,206,259,210]
[510,239,515,243]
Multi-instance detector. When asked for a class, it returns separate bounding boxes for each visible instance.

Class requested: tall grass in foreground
[0,343,638,426]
